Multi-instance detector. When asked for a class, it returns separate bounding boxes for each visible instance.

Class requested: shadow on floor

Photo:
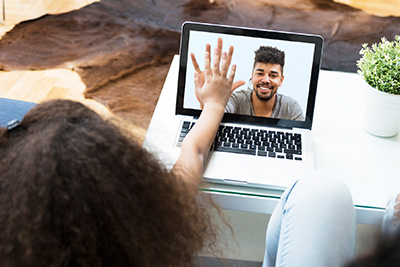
[194,256,262,267]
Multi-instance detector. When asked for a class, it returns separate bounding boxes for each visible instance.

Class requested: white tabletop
[313,70,400,209]
[144,55,399,225]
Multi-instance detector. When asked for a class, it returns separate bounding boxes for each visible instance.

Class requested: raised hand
[195,38,236,111]
[191,38,244,109]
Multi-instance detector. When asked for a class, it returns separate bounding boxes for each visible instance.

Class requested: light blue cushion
[0,98,37,127]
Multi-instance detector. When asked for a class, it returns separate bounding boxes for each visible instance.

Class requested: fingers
[193,72,200,88]
[212,46,221,76]
[206,43,211,55]
[225,45,234,72]
[204,51,212,78]
[228,64,237,84]
[204,44,211,75]
[194,72,204,108]
[220,51,229,78]
[204,38,236,82]
[191,43,211,73]
[190,53,201,73]
[214,38,233,77]
[212,37,226,76]
[220,45,234,78]
[217,37,223,52]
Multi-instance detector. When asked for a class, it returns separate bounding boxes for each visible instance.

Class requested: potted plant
[357,35,400,137]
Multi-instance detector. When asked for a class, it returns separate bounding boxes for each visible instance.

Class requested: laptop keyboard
[177,121,303,161]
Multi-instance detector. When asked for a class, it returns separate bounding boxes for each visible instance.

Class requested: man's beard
[254,84,276,102]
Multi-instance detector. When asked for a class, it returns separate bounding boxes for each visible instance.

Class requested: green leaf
[356,35,400,95]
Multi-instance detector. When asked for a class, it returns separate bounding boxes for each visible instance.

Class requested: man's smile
[257,83,273,93]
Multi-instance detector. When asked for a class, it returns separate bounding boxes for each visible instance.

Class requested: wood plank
[4,71,58,102]
[0,71,25,96]
[2,0,98,25]
[334,0,400,16]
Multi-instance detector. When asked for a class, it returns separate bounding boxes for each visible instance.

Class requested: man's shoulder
[230,87,252,102]
[275,93,304,121]
[277,93,300,105]
[232,87,252,97]
[226,87,253,114]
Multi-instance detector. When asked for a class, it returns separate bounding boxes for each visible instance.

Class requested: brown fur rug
[0,0,399,130]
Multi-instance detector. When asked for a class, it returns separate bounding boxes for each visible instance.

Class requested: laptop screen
[176,22,323,130]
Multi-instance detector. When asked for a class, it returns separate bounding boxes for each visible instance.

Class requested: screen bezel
[176,22,324,130]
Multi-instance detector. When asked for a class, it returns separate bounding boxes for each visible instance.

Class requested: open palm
[191,40,245,109]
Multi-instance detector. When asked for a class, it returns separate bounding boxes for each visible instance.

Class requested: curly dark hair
[0,99,218,266]
[253,46,285,74]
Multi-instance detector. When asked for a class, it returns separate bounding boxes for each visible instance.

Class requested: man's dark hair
[0,99,218,267]
[253,46,285,74]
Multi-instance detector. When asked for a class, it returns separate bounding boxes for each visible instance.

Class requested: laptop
[144,21,323,190]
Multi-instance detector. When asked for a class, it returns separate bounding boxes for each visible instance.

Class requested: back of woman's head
[345,227,400,267]
[0,100,216,266]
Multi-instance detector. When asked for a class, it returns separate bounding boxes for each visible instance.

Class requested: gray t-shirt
[225,88,305,121]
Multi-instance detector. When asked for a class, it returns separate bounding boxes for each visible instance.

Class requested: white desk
[144,55,400,225]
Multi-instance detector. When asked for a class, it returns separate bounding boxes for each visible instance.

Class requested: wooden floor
[0,0,111,117]
[335,0,400,17]
[0,0,399,117]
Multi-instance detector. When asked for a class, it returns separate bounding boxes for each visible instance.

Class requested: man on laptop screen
[191,45,304,121]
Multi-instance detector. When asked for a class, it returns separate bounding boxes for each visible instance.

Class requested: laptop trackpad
[203,151,304,188]
[203,152,279,183]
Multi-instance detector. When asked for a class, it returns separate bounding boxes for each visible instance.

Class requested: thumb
[194,72,201,88]
[194,72,202,104]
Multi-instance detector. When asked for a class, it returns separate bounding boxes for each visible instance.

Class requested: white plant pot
[363,81,400,137]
